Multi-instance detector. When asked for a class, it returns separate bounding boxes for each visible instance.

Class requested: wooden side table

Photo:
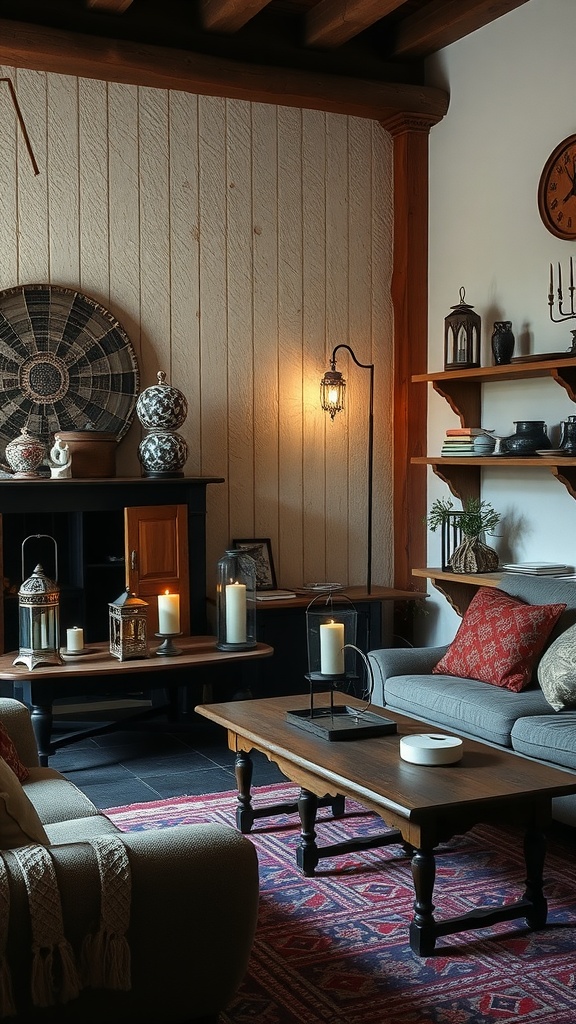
[0,636,273,764]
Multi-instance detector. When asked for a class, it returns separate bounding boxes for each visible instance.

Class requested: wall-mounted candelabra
[549,259,576,352]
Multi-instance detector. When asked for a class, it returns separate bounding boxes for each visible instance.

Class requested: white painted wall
[0,70,394,602]
[423,0,576,646]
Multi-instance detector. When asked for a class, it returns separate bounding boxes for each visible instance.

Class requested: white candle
[320,620,345,674]
[40,612,48,649]
[158,592,180,634]
[226,582,247,643]
[66,626,84,652]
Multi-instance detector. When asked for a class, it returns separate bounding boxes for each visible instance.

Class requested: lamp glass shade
[320,370,346,420]
[216,549,257,651]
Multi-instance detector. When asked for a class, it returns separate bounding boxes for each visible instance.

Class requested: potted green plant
[426,497,501,574]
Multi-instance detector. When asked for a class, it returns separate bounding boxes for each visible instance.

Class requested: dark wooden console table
[0,636,273,764]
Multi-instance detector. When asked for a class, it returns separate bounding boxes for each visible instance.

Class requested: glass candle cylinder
[216,550,257,651]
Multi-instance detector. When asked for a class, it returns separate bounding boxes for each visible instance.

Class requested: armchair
[0,697,259,1023]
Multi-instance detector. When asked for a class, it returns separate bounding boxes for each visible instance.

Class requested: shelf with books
[411,357,576,613]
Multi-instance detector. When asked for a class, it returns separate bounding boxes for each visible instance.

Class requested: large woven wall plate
[0,284,140,450]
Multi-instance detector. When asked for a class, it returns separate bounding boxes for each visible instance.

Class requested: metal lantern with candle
[109,588,150,661]
[13,535,64,670]
[216,549,256,651]
[286,592,397,740]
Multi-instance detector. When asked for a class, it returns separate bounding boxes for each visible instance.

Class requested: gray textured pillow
[0,756,49,850]
[538,624,576,711]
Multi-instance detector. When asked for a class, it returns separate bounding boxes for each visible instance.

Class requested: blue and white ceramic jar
[136,371,188,477]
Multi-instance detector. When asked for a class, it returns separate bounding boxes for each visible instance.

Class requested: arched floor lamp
[320,344,374,595]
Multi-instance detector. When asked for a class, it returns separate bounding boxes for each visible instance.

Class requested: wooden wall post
[380,113,440,594]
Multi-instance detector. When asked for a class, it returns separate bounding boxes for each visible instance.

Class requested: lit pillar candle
[66,626,84,652]
[226,582,247,643]
[320,620,345,674]
[158,591,180,634]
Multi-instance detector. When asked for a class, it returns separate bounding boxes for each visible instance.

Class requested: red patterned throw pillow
[0,722,30,782]
[433,588,566,692]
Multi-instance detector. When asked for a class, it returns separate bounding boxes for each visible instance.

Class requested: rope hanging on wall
[1,77,39,175]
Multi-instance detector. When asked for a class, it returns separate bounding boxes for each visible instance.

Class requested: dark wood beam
[200,0,270,33]
[392,0,532,58]
[0,19,449,121]
[305,0,404,48]
[86,0,135,11]
[381,112,433,593]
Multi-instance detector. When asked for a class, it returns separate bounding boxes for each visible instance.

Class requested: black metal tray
[286,705,397,741]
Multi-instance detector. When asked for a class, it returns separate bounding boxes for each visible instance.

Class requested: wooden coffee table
[195,691,576,956]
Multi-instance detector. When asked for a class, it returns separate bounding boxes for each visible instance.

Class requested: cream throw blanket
[0,836,131,1018]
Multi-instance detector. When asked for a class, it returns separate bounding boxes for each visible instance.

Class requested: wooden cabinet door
[124,504,190,636]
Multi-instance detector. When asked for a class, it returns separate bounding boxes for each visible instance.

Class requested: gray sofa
[0,696,259,1023]
[368,574,576,827]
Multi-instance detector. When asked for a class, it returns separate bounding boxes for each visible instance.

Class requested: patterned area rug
[104,782,576,1024]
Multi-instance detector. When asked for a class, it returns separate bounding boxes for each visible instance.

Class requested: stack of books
[441,427,493,456]
[501,561,571,576]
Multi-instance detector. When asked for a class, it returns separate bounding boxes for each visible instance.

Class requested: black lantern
[13,535,63,670]
[286,593,396,740]
[444,287,481,369]
[109,588,149,661]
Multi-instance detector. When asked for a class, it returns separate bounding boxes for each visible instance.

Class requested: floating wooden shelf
[412,357,576,425]
[411,456,576,504]
[412,568,503,616]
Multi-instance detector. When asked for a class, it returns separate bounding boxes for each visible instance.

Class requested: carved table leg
[523,826,548,929]
[296,788,319,876]
[234,749,254,833]
[409,847,437,956]
[30,704,53,767]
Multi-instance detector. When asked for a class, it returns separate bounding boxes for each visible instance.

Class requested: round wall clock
[0,284,139,452]
[538,134,576,239]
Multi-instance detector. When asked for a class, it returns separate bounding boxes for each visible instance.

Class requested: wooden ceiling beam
[200,0,270,34]
[392,0,532,58]
[0,18,449,122]
[86,0,135,11]
[305,0,405,48]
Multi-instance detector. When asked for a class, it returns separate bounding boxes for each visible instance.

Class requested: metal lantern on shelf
[216,549,257,651]
[13,535,64,670]
[444,287,481,369]
[109,588,150,661]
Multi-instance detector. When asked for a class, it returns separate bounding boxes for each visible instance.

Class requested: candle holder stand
[286,593,397,740]
[154,632,183,656]
[548,258,576,351]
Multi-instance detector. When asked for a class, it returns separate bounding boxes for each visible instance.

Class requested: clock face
[538,134,576,239]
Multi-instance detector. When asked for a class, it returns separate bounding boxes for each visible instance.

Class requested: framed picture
[233,539,277,590]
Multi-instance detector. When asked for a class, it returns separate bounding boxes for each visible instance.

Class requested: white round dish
[400,734,463,766]
[535,449,567,457]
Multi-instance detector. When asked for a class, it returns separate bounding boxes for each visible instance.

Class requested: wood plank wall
[0,66,394,599]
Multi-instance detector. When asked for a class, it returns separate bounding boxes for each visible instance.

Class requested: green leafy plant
[426,497,501,538]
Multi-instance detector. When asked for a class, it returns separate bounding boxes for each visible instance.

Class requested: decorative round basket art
[0,284,139,451]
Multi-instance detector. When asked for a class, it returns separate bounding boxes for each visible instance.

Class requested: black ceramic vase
[504,420,551,455]
[491,321,515,365]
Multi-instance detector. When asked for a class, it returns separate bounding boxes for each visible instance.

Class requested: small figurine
[49,438,72,479]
